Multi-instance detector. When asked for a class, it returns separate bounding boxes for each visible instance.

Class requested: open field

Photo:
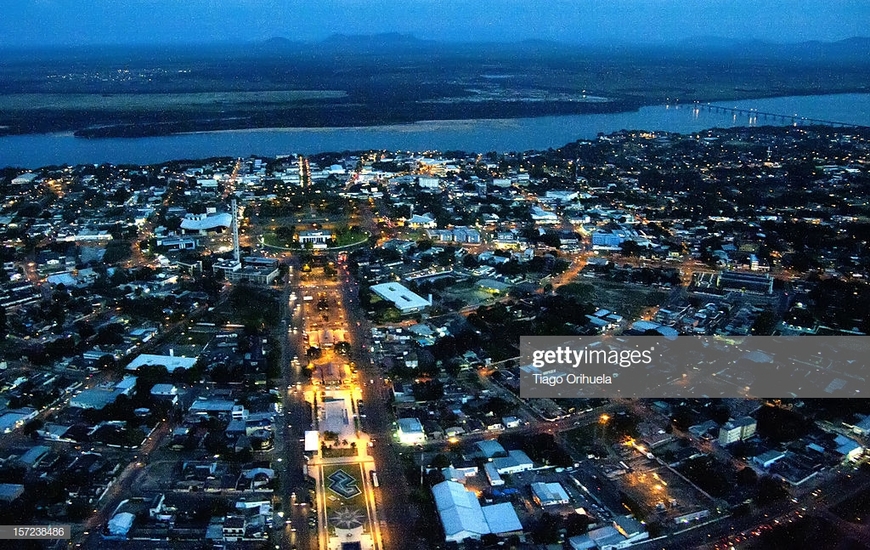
[585,280,670,321]
[0,90,346,112]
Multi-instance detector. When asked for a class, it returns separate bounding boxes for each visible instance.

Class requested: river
[1,93,869,169]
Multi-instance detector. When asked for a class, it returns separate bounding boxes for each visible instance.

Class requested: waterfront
[1,93,869,168]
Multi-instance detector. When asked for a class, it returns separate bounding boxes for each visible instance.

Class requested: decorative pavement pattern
[330,506,365,530]
[328,468,363,499]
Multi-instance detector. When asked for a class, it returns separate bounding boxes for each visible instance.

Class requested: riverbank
[71,97,645,138]
[2,88,868,140]
[2,94,870,169]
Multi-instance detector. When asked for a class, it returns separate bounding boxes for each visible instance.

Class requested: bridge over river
[693,101,870,129]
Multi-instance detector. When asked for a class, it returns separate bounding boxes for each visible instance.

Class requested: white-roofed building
[530,206,560,224]
[432,480,523,543]
[69,377,136,410]
[397,418,426,446]
[107,512,135,538]
[179,212,233,234]
[484,462,504,486]
[531,482,571,506]
[151,384,178,397]
[569,516,649,549]
[492,450,535,474]
[442,465,478,483]
[0,483,24,503]
[753,450,787,469]
[851,415,870,436]
[37,423,73,442]
[370,283,431,314]
[835,435,864,462]
[189,399,237,415]
[476,439,507,459]
[298,229,333,244]
[483,502,524,536]
[0,409,38,433]
[544,190,579,202]
[502,416,522,429]
[433,480,490,543]
[406,213,437,228]
[569,525,624,550]
[18,446,51,468]
[304,430,319,453]
[126,353,198,373]
[12,172,38,185]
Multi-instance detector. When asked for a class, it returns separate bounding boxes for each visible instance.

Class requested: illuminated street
[294,253,385,550]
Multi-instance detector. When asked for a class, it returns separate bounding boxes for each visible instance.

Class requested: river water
[1,93,869,169]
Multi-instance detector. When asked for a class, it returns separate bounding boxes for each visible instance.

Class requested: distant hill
[261,36,306,49]
[246,33,870,62]
[7,33,869,63]
[674,35,870,61]
[319,32,437,52]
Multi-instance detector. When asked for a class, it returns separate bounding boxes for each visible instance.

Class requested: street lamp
[597,414,610,448]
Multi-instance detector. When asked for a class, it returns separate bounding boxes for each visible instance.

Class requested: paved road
[277,259,319,550]
[338,260,425,550]
[630,468,870,549]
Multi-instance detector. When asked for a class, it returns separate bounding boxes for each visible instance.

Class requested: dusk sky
[3,0,869,47]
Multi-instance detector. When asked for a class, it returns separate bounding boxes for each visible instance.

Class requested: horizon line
[2,33,870,51]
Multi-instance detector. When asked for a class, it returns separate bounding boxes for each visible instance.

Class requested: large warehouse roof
[482,502,523,535]
[432,480,490,542]
[126,353,198,373]
[370,283,430,313]
[432,480,523,543]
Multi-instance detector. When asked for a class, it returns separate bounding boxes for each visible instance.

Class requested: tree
[531,512,561,544]
[736,467,758,487]
[751,309,779,335]
[23,419,44,438]
[564,513,592,537]
[411,380,444,402]
[620,240,643,257]
[430,454,451,469]
[75,320,95,340]
[0,306,7,338]
[97,354,117,370]
[757,475,788,505]
[275,226,296,245]
[710,404,731,425]
[335,341,351,356]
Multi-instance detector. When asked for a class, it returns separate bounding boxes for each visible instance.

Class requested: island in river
[1,34,868,138]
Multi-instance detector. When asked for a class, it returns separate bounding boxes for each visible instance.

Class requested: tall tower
[231,198,240,263]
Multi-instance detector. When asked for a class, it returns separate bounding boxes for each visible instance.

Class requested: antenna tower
[232,198,240,263]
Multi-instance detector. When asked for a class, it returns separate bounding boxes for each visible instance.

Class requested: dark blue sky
[5,0,869,47]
